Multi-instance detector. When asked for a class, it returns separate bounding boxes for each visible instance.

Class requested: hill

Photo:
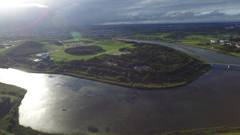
[5,41,46,56]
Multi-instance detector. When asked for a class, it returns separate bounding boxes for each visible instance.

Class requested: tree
[127,71,134,79]
[86,67,98,74]
[117,76,126,82]
[143,73,150,82]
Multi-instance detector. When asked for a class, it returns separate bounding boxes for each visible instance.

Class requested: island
[0,39,211,89]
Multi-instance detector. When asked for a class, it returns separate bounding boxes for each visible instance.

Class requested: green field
[0,95,18,104]
[220,133,240,135]
[0,39,133,62]
[51,39,133,61]
[176,34,218,46]
[124,33,171,39]
[62,38,93,43]
[185,34,217,40]
[0,129,14,135]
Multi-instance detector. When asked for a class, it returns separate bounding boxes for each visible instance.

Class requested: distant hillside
[6,41,46,56]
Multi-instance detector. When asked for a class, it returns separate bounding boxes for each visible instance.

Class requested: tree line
[0,97,11,111]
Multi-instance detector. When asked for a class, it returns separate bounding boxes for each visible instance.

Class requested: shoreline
[6,63,211,90]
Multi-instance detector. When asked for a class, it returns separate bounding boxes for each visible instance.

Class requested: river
[0,41,240,134]
[117,39,240,64]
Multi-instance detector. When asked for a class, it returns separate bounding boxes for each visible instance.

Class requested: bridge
[206,63,240,70]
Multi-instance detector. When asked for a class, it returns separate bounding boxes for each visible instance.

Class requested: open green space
[177,37,217,47]
[65,46,104,55]
[220,133,240,135]
[62,38,93,43]
[125,33,171,39]
[0,38,134,62]
[185,34,218,40]
[161,126,240,135]
[0,129,14,135]
[51,39,133,61]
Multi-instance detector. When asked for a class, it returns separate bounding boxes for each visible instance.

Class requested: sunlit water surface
[0,68,240,134]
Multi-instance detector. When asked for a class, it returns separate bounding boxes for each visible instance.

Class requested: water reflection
[0,68,240,134]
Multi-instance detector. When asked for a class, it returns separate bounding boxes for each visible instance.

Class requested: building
[225,26,235,29]
[210,40,218,44]
[133,65,149,70]
[219,40,230,44]
[103,61,118,65]
[33,53,51,61]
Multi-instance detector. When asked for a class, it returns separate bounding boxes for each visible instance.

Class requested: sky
[0,0,240,29]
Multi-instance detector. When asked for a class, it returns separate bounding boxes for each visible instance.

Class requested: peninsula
[0,39,211,89]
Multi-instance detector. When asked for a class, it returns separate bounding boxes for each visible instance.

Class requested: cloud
[55,3,80,17]
[99,10,240,25]
[21,3,49,8]
[1,0,240,27]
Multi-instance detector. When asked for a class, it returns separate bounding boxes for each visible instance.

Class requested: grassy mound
[6,41,46,56]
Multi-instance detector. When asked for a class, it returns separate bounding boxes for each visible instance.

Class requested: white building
[210,40,218,44]
[134,65,149,70]
[219,40,230,44]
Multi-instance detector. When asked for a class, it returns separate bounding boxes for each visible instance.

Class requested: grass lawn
[185,34,218,40]
[220,133,240,135]
[0,94,19,104]
[42,44,64,51]
[0,39,134,62]
[62,38,93,43]
[126,33,171,39]
[0,129,14,135]
[51,39,134,61]
[178,40,229,50]
[179,40,201,45]
[175,34,219,46]
[156,33,171,38]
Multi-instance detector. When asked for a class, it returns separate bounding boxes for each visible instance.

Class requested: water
[0,68,240,134]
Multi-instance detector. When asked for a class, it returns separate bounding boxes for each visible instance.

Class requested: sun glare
[0,0,27,8]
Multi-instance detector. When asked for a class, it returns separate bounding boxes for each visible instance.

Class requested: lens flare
[16,0,54,30]
[71,31,81,41]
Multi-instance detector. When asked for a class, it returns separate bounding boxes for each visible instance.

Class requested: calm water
[0,68,240,134]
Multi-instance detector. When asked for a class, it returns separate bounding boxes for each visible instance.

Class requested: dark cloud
[0,0,240,27]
